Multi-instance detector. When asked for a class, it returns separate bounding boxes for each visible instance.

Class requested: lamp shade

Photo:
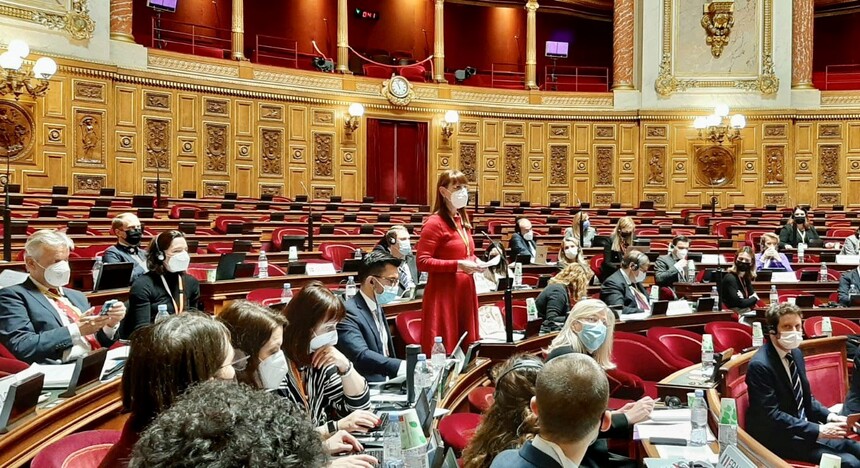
[730,114,746,129]
[706,114,721,127]
[7,39,29,59]
[444,110,460,124]
[0,52,23,70]
[693,116,707,129]
[32,57,57,79]
[347,103,365,117]
[714,104,729,117]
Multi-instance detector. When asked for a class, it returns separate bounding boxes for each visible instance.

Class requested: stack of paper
[28,363,75,389]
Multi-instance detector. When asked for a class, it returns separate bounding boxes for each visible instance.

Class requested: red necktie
[631,286,651,312]
[46,289,101,350]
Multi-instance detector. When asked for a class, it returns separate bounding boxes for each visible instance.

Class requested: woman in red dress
[416,170,486,353]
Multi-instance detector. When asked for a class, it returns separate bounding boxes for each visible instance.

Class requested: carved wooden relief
[819,193,840,205]
[145,118,170,169]
[73,174,105,193]
[595,146,614,186]
[459,121,478,135]
[73,81,104,102]
[260,128,283,176]
[46,125,64,145]
[74,110,104,166]
[645,126,667,139]
[594,193,614,205]
[260,185,283,196]
[237,142,251,159]
[694,145,735,186]
[549,145,568,185]
[145,179,171,194]
[205,123,228,173]
[644,193,667,206]
[179,137,195,155]
[314,133,334,177]
[205,98,229,116]
[314,187,333,199]
[763,124,786,138]
[313,110,334,126]
[819,124,841,139]
[117,132,134,152]
[549,124,570,138]
[764,146,784,184]
[763,193,786,206]
[549,193,568,205]
[439,154,451,169]
[647,147,665,185]
[594,125,615,139]
[819,145,840,186]
[0,101,35,162]
[504,123,524,137]
[342,149,355,166]
[260,105,283,121]
[504,192,522,205]
[144,92,170,110]
[459,142,477,183]
[291,146,305,163]
[504,144,523,184]
[204,182,228,197]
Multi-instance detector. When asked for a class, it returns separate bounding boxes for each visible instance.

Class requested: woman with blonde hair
[556,237,589,272]
[461,354,543,468]
[564,210,596,248]
[535,261,594,327]
[601,217,636,281]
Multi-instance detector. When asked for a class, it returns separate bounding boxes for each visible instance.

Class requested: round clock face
[390,77,409,98]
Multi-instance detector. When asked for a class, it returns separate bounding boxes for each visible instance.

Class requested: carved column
[230,0,245,60]
[612,0,635,90]
[336,0,350,73]
[109,0,135,43]
[433,0,446,83]
[792,0,814,89]
[524,0,539,90]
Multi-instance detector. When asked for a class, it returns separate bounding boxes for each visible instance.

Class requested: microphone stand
[482,231,513,343]
[300,181,313,252]
[2,155,11,262]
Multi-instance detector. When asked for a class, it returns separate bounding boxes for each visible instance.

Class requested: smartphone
[99,299,117,316]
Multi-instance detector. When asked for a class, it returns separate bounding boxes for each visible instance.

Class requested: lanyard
[159,274,185,314]
[454,217,471,257]
[289,361,309,408]
[797,229,807,243]
[738,274,750,298]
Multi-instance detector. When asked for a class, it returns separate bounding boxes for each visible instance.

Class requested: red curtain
[366,119,428,205]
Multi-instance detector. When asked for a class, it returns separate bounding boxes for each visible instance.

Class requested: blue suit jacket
[490,441,563,468]
[745,341,830,451]
[0,277,113,363]
[508,232,537,261]
[838,269,860,306]
[336,293,402,382]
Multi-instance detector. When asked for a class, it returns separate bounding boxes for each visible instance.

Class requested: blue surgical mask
[398,240,412,256]
[582,220,591,231]
[578,321,607,353]
[376,283,399,305]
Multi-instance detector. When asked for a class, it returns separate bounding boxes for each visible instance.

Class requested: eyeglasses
[224,348,249,372]
[372,275,399,287]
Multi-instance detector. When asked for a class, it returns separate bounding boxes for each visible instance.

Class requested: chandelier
[0,40,57,100]
[693,104,745,145]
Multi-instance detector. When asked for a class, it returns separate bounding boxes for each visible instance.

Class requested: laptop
[514,253,532,265]
[280,236,306,252]
[534,245,549,265]
[94,262,134,292]
[341,259,362,273]
[233,263,256,279]
[799,270,818,282]
[0,371,44,433]
[215,253,247,281]
[756,270,773,282]
[849,294,860,307]
[794,295,815,308]
[696,297,716,312]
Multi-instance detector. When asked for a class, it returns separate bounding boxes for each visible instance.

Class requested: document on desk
[634,422,715,442]
[648,408,691,423]
[476,255,501,269]
[0,269,28,289]
[655,445,719,464]
[370,392,408,404]
[28,363,76,389]
[619,311,651,321]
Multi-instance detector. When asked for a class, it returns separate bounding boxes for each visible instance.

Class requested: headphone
[153,231,182,263]
[494,360,544,388]
[625,252,647,270]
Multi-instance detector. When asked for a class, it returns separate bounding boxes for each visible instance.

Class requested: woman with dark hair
[217,300,287,390]
[417,169,485,353]
[461,355,544,468]
[277,281,377,437]
[779,205,821,249]
[99,312,237,467]
[120,230,202,339]
[721,247,760,313]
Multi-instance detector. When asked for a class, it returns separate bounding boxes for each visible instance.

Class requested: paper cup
[820,453,842,468]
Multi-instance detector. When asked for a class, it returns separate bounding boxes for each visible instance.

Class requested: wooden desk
[675,281,839,301]
[438,358,494,414]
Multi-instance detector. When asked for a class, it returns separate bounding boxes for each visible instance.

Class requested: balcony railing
[543,65,610,92]
[151,18,231,60]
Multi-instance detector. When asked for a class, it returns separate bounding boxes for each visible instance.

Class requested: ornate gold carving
[549,193,568,205]
[74,174,104,193]
[254,70,341,89]
[260,128,283,176]
[576,160,587,173]
[504,123,524,137]
[145,118,170,169]
[439,156,450,169]
[73,81,104,102]
[291,146,305,162]
[451,91,530,105]
[313,110,334,125]
[237,142,251,159]
[0,101,34,162]
[118,133,134,151]
[647,147,665,185]
[381,76,415,107]
[819,145,840,186]
[0,0,96,40]
[644,193,667,206]
[595,146,614,186]
[819,124,841,138]
[205,123,228,173]
[822,94,860,106]
[550,145,568,185]
[530,157,543,173]
[701,1,734,58]
[313,133,333,178]
[145,92,170,110]
[260,185,282,196]
[694,145,735,186]
[540,95,613,107]
[763,193,786,206]
[504,193,522,205]
[205,99,229,116]
[75,110,103,166]
[595,125,615,139]
[594,193,614,205]
[313,187,333,199]
[797,159,811,173]
[646,126,667,139]
[46,125,63,145]
[150,55,239,78]
[549,124,570,138]
[459,121,478,135]
[764,124,786,138]
[204,182,227,197]
[342,150,355,165]
[260,105,283,121]
[764,146,784,185]
[179,137,194,155]
[145,179,170,195]
[819,193,840,205]
[504,144,523,184]
[460,142,477,183]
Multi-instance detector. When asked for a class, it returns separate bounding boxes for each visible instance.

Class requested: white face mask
[398,239,412,256]
[165,251,190,273]
[523,231,534,241]
[309,330,338,352]
[447,187,469,210]
[676,248,688,259]
[635,270,647,283]
[258,350,289,390]
[39,260,71,288]
[778,331,803,350]
[564,247,578,259]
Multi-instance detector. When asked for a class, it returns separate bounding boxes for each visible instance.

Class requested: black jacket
[654,253,688,294]
[508,232,537,261]
[371,244,418,292]
[778,224,821,249]
[102,244,148,283]
[600,269,650,315]
[534,283,570,324]
[838,269,860,306]
[336,292,402,382]
[720,272,758,310]
[121,271,201,339]
[601,235,624,281]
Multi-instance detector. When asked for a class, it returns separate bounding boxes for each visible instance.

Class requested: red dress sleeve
[417,215,460,273]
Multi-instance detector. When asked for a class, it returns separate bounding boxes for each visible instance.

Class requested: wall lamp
[442,110,459,140]
[0,39,57,100]
[345,103,364,135]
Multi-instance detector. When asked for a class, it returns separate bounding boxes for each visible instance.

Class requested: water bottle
[690,389,708,447]
[345,276,357,299]
[701,334,715,377]
[820,263,828,283]
[850,283,858,299]
[431,337,446,382]
[281,282,293,305]
[257,251,269,278]
[418,272,428,285]
[414,354,434,396]
[383,413,404,468]
[91,257,103,286]
[155,304,169,323]
[354,248,363,260]
[752,322,764,348]
[649,285,659,302]
[710,286,720,311]
[769,285,778,305]
[526,297,539,321]
[822,317,833,337]
[797,243,806,263]
[287,246,299,262]
[513,262,523,288]
[687,259,696,283]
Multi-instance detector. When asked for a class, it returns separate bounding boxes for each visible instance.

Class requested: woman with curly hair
[535,260,594,327]
[460,354,544,468]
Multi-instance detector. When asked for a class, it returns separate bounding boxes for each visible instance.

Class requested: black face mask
[125,229,143,246]
[794,216,806,224]
[620,231,633,238]
[736,262,751,272]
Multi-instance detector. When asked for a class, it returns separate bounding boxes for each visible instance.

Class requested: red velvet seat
[31,430,121,468]
[0,356,28,375]
[828,228,856,238]
[605,367,647,400]
[612,332,693,399]
[493,300,528,330]
[467,386,495,413]
[589,255,604,278]
[646,327,703,364]
[271,227,312,251]
[704,322,752,354]
[213,215,248,234]
[247,287,300,304]
[395,311,422,346]
[206,242,234,254]
[804,316,860,338]
[168,204,201,219]
[319,242,359,271]
[438,412,481,452]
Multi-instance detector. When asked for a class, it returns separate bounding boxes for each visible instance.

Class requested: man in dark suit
[490,354,610,468]
[372,225,418,294]
[838,267,860,306]
[654,235,691,299]
[600,250,651,315]
[336,251,405,382]
[102,212,148,283]
[746,303,860,466]
[0,230,126,364]
[508,217,537,263]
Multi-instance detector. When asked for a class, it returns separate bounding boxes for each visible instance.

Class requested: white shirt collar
[531,435,579,468]
[359,289,378,312]
[30,275,63,295]
[619,269,633,286]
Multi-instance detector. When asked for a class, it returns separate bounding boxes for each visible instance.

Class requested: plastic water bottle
[383,413,404,468]
[414,354,434,396]
[850,283,858,299]
[288,246,299,262]
[690,389,708,447]
[701,334,715,377]
[752,322,764,348]
[822,317,833,337]
[418,272,428,285]
[649,285,659,302]
[281,282,293,305]
[526,297,539,321]
[345,276,357,299]
[513,262,523,288]
[91,257,103,286]
[769,285,778,305]
[155,304,169,323]
[710,286,720,311]
[354,248,363,260]
[820,263,828,283]
[797,243,806,263]
[687,260,696,283]
[431,337,446,385]
[257,251,269,278]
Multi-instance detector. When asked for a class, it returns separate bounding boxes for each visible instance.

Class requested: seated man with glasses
[337,251,406,382]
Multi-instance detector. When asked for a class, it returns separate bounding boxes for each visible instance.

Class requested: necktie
[631,285,651,312]
[45,289,101,350]
[375,305,392,357]
[398,264,410,290]
[786,354,806,420]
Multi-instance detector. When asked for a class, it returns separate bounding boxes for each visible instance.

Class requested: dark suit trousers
[777,438,860,468]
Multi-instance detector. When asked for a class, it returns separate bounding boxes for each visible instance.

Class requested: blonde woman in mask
[416,169,485,353]
[556,238,589,272]
[535,261,593,326]
[121,230,202,339]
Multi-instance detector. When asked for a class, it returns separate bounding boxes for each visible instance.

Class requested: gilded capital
[525,0,539,12]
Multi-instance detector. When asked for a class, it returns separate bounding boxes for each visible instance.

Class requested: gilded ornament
[460,142,477,183]
[0,101,34,162]
[701,1,734,58]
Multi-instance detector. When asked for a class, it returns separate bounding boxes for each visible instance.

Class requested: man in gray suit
[0,230,126,364]
[372,225,418,293]
[654,235,691,299]
[838,266,860,306]
[600,250,652,315]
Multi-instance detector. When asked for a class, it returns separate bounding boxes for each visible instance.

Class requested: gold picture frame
[0,0,95,40]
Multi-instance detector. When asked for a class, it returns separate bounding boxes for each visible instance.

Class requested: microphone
[405,344,421,405]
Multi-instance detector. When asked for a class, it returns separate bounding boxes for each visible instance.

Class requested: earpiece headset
[625,252,647,270]
[153,231,182,263]
[494,360,544,388]
[386,231,398,245]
